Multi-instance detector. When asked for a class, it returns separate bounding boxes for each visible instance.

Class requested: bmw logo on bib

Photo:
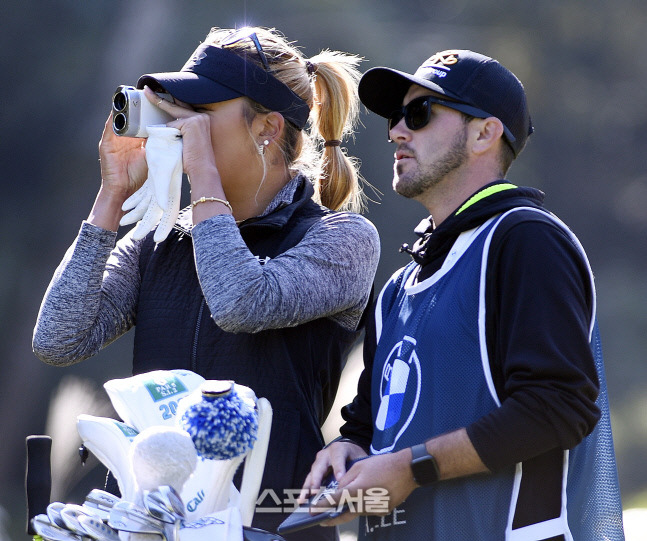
[372,335,421,454]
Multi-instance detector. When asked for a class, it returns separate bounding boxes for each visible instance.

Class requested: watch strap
[410,443,440,486]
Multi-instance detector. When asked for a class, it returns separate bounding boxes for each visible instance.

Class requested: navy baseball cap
[359,49,533,156]
[137,43,310,130]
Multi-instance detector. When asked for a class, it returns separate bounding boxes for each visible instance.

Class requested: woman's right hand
[88,114,149,231]
[98,113,148,201]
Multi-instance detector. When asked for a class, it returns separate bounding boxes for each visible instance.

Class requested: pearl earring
[258,139,270,155]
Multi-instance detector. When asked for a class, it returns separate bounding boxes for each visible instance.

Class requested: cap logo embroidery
[422,50,460,74]
[190,50,207,65]
[182,49,207,71]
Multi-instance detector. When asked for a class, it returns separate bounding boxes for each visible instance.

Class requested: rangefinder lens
[113,113,127,132]
[113,92,127,112]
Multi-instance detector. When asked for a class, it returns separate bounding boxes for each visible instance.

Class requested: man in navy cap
[302,50,625,540]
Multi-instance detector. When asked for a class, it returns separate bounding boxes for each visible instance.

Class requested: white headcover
[76,414,138,501]
[79,371,272,530]
[104,370,205,431]
[175,383,258,522]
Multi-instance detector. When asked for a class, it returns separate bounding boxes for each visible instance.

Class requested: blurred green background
[2,0,647,539]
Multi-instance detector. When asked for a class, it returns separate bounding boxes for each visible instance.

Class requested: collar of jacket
[409,180,546,266]
[173,175,316,236]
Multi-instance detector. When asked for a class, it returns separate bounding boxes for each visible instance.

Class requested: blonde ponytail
[308,52,364,212]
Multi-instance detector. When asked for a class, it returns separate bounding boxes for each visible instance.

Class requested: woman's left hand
[143,86,221,184]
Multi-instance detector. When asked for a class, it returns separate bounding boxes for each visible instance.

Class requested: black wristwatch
[410,443,440,486]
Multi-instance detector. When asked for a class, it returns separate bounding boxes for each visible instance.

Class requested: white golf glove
[120,126,183,243]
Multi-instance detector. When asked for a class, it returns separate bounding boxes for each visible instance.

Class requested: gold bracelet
[191,196,233,213]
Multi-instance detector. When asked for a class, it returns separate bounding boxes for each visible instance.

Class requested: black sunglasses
[221,27,270,71]
[387,94,516,144]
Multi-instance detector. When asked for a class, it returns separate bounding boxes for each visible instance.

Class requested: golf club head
[46,501,67,529]
[77,514,121,541]
[31,514,82,541]
[158,485,186,518]
[83,488,121,520]
[59,504,92,538]
[143,492,176,524]
[108,501,166,536]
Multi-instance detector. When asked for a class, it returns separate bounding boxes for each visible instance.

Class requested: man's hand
[300,429,490,527]
[300,443,418,527]
[321,448,418,526]
[300,440,368,500]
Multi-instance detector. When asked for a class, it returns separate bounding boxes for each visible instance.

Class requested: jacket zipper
[191,298,205,373]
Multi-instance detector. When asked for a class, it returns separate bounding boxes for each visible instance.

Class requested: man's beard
[394,125,468,199]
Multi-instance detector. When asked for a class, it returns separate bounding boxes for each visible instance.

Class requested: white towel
[120,126,183,243]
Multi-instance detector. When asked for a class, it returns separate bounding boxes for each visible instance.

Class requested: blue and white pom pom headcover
[181,381,258,460]
[137,44,310,130]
